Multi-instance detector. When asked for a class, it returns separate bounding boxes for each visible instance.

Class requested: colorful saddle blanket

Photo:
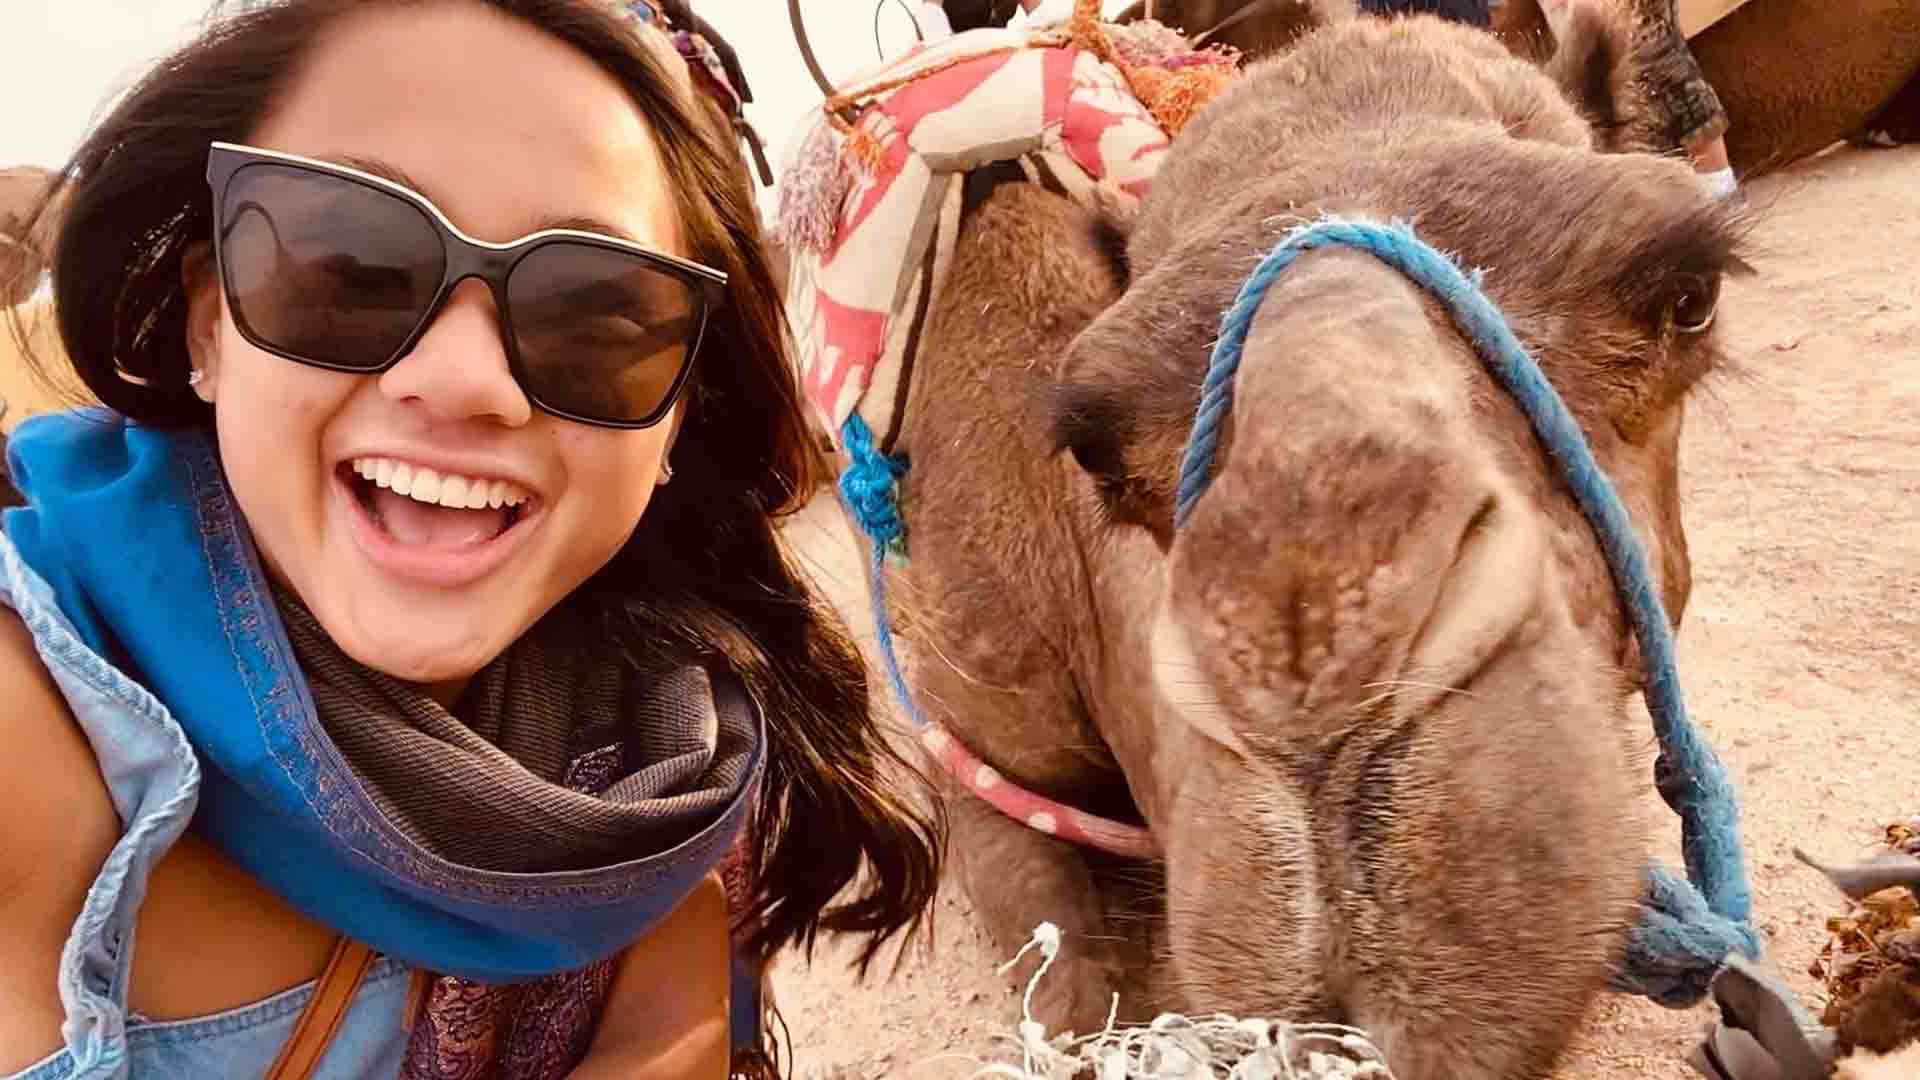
[774,18,1237,453]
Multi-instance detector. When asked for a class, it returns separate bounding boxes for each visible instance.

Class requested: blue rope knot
[1619,866,1763,1007]
[835,413,929,732]
[839,413,909,561]
[1178,216,1759,1007]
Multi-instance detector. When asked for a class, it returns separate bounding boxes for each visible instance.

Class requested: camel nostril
[1396,485,1548,716]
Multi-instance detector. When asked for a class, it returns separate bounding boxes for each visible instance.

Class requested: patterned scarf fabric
[776,12,1235,457]
[274,584,754,873]
[273,585,756,1078]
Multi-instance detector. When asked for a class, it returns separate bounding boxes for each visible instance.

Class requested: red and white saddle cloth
[771,14,1239,859]
[774,16,1236,452]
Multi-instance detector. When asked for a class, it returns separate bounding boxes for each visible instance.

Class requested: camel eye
[1671,274,1720,334]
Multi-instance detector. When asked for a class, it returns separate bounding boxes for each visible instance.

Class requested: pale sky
[2,0,1132,219]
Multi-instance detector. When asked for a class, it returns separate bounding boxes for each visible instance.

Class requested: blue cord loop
[1621,866,1761,1007]
[839,413,910,562]
[834,414,930,731]
[1175,216,1758,1007]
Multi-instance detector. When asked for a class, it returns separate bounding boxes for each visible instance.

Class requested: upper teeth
[351,457,531,510]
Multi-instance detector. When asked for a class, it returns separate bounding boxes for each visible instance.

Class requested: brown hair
[8,0,942,972]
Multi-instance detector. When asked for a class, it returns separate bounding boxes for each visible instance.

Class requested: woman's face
[185,2,687,702]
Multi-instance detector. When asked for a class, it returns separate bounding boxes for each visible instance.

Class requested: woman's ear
[180,241,222,403]
[656,403,686,486]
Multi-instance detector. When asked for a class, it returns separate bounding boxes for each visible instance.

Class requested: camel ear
[1543,3,1637,153]
[1053,377,1178,549]
[1051,283,1192,550]
[1084,203,1134,294]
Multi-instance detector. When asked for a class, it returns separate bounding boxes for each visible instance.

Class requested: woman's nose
[376,279,533,426]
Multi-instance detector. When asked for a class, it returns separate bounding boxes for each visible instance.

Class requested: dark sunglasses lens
[218,163,444,370]
[506,243,704,425]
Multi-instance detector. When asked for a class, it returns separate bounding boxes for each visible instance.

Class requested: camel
[839,8,1754,1077]
[0,166,56,308]
[2,168,72,447]
[1118,0,1733,156]
[1490,0,1920,177]
[1652,0,1920,176]
[1123,0,1920,176]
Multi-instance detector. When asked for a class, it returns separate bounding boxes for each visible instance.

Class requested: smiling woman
[0,2,941,1079]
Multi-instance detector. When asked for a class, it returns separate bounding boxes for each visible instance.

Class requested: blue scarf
[1,409,761,983]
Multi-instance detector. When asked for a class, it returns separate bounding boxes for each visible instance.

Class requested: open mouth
[341,457,535,549]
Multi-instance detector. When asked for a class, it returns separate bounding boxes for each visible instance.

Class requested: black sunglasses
[204,140,728,429]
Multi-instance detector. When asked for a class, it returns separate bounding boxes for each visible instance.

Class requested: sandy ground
[761,141,1920,1078]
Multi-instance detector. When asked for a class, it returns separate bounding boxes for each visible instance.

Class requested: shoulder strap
[264,936,380,1080]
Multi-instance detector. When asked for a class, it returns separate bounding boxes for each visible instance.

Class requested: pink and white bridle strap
[918,722,1158,860]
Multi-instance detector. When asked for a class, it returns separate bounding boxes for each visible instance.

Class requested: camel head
[1051,12,1744,1057]
[1,166,59,308]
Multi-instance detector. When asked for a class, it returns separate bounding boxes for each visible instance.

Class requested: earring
[657,460,674,485]
[187,369,205,387]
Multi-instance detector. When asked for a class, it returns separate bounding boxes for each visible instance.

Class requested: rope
[839,413,909,562]
[836,414,930,749]
[838,414,1161,857]
[1174,215,1759,1006]
[840,412,921,713]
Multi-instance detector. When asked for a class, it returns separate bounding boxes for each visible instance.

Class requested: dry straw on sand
[1806,817,1920,1057]
[948,923,1397,1080]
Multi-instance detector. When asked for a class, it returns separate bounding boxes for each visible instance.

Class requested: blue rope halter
[1176,216,1759,1006]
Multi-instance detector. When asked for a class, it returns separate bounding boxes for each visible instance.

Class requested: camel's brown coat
[1681,0,1920,175]
[1483,0,1919,176]
[0,167,56,309]
[874,11,1746,1077]
[1128,1,1920,177]
[2,168,73,434]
